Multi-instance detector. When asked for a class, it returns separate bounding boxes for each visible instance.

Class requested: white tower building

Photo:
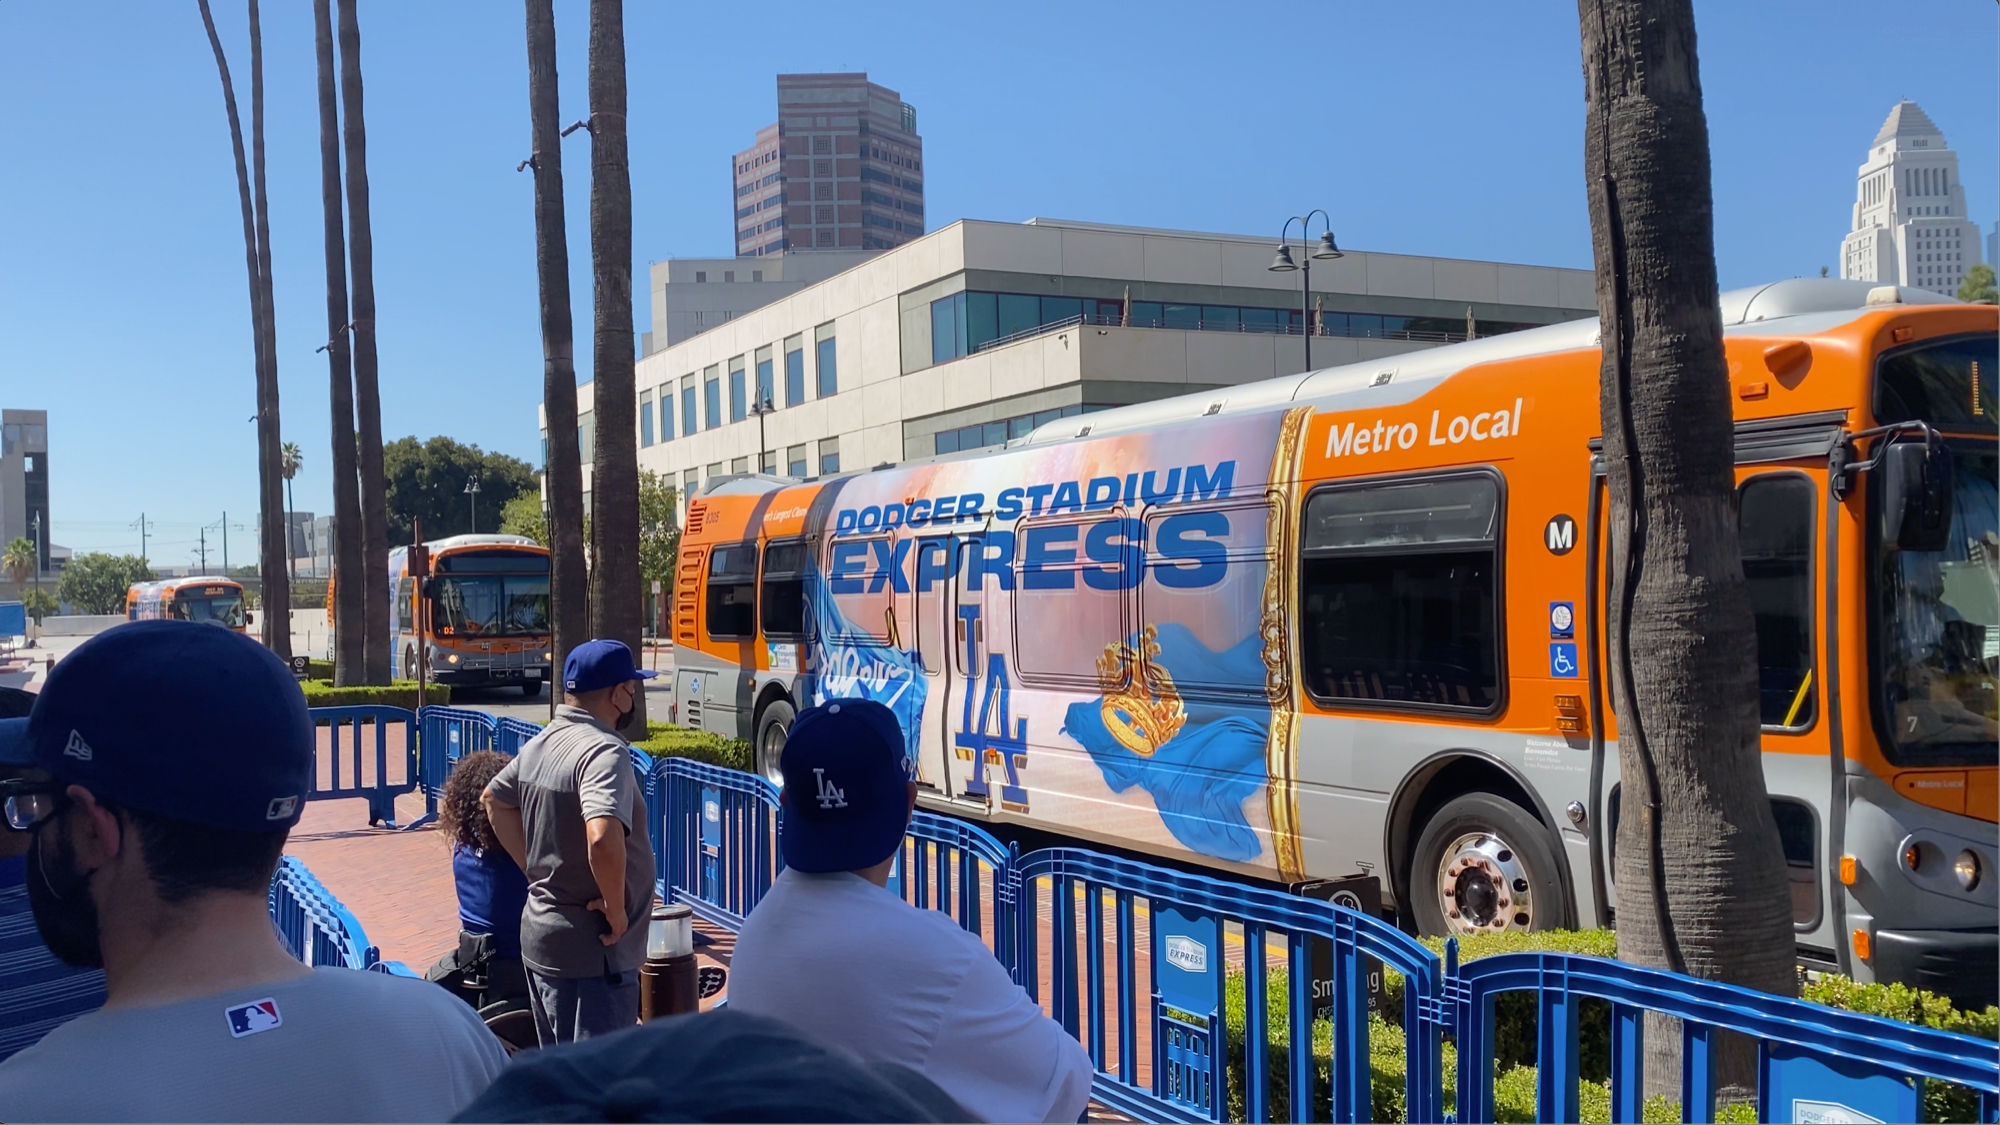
[1838,101,1981,294]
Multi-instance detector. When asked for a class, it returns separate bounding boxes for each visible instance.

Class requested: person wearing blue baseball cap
[481,638,657,1047]
[726,698,1093,1124]
[0,621,507,1121]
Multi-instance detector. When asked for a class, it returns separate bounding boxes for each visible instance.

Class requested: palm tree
[525,0,589,699]
[2,537,34,591]
[1579,0,1795,1096]
[198,0,289,661]
[586,0,644,735]
[338,0,391,685]
[280,440,303,581]
[314,0,365,686]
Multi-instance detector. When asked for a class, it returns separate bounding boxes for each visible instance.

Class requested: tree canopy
[382,435,537,545]
[57,553,153,615]
[1957,263,1997,305]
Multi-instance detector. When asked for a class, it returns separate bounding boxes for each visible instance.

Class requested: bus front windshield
[1873,334,1999,768]
[431,575,550,637]
[172,595,246,629]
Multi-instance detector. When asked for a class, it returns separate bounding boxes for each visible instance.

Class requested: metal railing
[970,313,1471,356]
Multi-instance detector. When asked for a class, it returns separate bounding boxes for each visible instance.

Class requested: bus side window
[397,580,413,631]
[706,543,757,640]
[760,541,809,640]
[1738,474,1817,730]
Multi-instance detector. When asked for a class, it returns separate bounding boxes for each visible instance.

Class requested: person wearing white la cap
[727,697,1094,1124]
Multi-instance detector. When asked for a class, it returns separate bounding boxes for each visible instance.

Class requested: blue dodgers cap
[0,621,314,833]
[779,698,911,874]
[563,638,658,695]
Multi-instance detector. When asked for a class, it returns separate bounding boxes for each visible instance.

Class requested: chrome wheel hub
[1436,832,1534,935]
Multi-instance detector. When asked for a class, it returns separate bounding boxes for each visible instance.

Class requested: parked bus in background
[668,280,1996,1003]
[126,577,249,633]
[327,534,553,695]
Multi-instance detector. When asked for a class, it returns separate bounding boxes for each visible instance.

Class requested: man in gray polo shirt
[483,638,657,1045]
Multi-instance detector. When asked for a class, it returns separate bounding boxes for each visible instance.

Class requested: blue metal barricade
[890,811,1022,983]
[305,706,419,828]
[494,716,543,756]
[656,757,781,934]
[413,705,497,828]
[1014,847,1446,1125]
[268,855,383,971]
[1450,948,2000,1125]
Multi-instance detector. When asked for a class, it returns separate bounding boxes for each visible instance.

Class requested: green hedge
[1235,930,1994,1124]
[632,722,752,773]
[299,679,450,709]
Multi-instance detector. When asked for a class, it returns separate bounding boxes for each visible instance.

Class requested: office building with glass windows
[0,409,52,585]
[733,73,925,257]
[546,217,1596,526]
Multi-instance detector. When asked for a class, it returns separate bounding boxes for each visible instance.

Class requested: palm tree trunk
[526,0,588,690]
[315,0,366,687]
[197,0,287,661]
[586,0,643,736]
[247,0,289,660]
[337,0,392,685]
[1578,0,1797,1097]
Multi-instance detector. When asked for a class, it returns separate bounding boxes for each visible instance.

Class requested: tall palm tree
[198,0,288,661]
[337,0,391,685]
[314,0,365,685]
[2,537,34,591]
[280,440,303,582]
[525,0,588,698]
[1579,0,1795,1095]
[586,0,644,735]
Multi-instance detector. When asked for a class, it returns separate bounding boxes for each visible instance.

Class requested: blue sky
[2,0,1994,562]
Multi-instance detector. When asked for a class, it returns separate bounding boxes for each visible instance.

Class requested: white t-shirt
[728,869,1093,1124]
[0,966,508,1123]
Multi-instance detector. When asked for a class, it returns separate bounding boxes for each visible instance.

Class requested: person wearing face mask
[481,638,656,1047]
[0,621,507,1122]
[0,691,107,1064]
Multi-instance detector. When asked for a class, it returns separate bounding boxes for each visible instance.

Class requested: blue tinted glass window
[1241,307,1280,334]
[639,392,654,447]
[1041,296,1082,325]
[683,385,698,434]
[1033,408,1061,427]
[1202,306,1239,331]
[931,295,961,365]
[1163,303,1199,330]
[1347,313,1382,338]
[1319,311,1349,336]
[982,421,1007,447]
[965,292,998,352]
[816,337,838,397]
[997,293,1039,337]
[1380,316,1410,336]
[784,348,805,405]
[1008,415,1033,438]
[1130,301,1163,329]
[1096,299,1124,324]
[704,377,721,429]
[935,428,961,455]
[660,391,674,441]
[728,364,746,421]
[755,359,774,409]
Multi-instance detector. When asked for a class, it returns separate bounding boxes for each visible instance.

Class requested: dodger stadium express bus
[670,279,1997,1000]
[126,577,250,632]
[327,534,554,694]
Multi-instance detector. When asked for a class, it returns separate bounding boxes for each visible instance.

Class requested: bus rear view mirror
[1880,439,1952,553]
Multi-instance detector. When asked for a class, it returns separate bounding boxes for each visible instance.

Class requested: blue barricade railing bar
[306,706,419,829]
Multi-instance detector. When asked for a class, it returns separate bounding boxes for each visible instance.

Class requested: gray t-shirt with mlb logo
[0,966,506,1122]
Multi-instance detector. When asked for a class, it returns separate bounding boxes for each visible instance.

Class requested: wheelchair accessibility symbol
[1549,643,1580,678]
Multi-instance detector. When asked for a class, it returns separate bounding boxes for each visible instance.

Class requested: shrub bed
[632,722,753,773]
[299,679,450,709]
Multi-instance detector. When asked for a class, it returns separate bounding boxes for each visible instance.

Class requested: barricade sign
[1762,1044,1917,1125]
[1296,874,1384,1018]
[1152,905,1225,1118]
[699,785,723,904]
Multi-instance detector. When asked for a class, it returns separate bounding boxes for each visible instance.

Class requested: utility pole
[221,510,229,572]
[198,527,210,573]
[29,513,41,600]
[131,513,152,566]
[464,478,482,535]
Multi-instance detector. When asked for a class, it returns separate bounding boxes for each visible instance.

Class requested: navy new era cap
[564,639,658,694]
[779,698,911,874]
[0,620,314,833]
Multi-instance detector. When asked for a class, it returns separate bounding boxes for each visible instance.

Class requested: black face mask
[616,685,636,732]
[26,817,104,969]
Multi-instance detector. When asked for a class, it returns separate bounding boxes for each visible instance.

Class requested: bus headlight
[1954,850,1981,891]
[446,653,460,665]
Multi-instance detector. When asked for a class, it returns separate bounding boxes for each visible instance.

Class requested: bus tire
[519,681,541,698]
[403,649,416,681]
[1410,793,1563,938]
[754,699,796,788]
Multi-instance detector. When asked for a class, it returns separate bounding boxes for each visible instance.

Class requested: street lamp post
[465,478,482,535]
[29,512,41,603]
[1267,210,1344,372]
[749,396,775,475]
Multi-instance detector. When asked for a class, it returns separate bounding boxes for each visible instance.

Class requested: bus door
[911,534,958,794]
[943,534,1005,808]
[1586,459,1835,955]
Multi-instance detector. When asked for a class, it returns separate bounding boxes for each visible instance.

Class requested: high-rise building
[1838,101,1981,295]
[1987,222,1996,271]
[732,73,924,257]
[0,409,50,575]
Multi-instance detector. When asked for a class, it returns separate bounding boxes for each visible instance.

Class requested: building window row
[653,326,840,447]
[858,168,921,192]
[927,290,1546,366]
[862,213,919,234]
[860,190,920,215]
[932,403,1104,456]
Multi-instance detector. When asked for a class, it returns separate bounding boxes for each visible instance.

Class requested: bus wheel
[754,700,796,787]
[402,650,416,681]
[519,681,542,698]
[1411,793,1562,938]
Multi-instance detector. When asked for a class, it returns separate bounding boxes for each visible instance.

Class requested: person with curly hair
[428,750,530,1005]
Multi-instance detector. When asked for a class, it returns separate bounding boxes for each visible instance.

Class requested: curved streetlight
[1268,210,1344,371]
[464,478,482,535]
[748,396,777,475]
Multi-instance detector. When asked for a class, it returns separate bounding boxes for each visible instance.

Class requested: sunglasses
[0,779,67,832]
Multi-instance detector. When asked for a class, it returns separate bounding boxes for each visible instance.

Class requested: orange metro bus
[669,279,1996,1002]
[326,534,554,694]
[126,576,250,633]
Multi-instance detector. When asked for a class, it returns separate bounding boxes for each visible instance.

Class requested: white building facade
[549,218,1598,519]
[1839,102,1984,294]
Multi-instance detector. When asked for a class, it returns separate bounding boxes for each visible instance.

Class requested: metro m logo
[1544,514,1577,556]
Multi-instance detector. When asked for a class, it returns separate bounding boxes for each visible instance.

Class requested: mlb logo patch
[225,998,282,1038]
